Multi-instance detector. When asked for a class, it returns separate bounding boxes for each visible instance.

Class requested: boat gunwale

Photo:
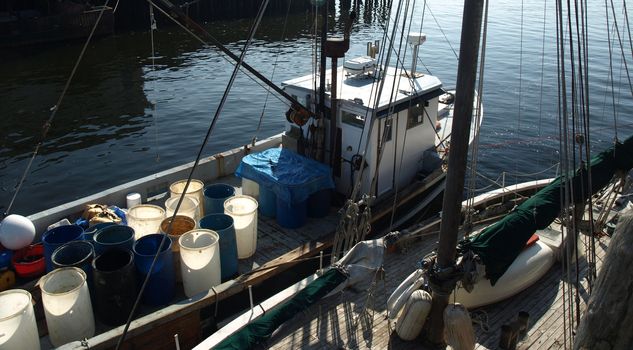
[27,133,283,236]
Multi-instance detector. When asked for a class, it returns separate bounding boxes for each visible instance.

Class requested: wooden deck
[258,228,608,349]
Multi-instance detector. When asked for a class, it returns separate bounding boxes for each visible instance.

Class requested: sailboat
[0,0,485,349]
[190,0,633,349]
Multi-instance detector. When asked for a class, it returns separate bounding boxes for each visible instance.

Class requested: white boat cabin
[281,54,444,200]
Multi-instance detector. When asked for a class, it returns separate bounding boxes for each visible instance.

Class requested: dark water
[1,0,632,216]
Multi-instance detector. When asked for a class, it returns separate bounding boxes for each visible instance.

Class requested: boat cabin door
[339,105,370,196]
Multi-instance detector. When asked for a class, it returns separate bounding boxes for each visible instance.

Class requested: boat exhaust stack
[407,33,426,76]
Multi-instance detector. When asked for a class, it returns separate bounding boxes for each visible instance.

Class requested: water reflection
[1,0,632,216]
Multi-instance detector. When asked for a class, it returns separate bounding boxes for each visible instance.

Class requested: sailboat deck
[259,231,608,350]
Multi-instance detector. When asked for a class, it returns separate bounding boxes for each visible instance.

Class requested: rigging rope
[115,1,270,348]
[3,0,111,217]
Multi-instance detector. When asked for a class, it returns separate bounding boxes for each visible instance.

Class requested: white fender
[395,289,432,341]
[387,268,425,319]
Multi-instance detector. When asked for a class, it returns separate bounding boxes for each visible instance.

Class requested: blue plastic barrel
[132,234,175,306]
[93,225,135,255]
[199,214,238,281]
[276,198,307,229]
[204,183,235,214]
[51,240,95,287]
[308,189,331,218]
[258,186,276,218]
[42,225,84,272]
[82,222,117,244]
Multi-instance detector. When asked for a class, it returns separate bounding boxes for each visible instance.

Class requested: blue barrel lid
[0,249,12,270]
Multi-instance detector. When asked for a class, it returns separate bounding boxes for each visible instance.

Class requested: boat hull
[453,240,555,309]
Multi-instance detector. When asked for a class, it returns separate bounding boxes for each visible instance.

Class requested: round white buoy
[0,215,36,250]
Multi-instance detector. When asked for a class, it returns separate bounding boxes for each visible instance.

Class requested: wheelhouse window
[342,111,366,128]
[407,102,425,129]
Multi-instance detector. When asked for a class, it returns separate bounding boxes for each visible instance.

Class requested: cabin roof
[281,65,442,111]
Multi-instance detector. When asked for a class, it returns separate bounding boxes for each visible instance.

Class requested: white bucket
[165,196,200,221]
[0,289,40,350]
[179,229,221,298]
[170,179,205,216]
[241,178,260,200]
[40,267,95,347]
[224,195,258,259]
[127,204,166,240]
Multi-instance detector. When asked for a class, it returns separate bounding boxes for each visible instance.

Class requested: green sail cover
[214,268,347,350]
[460,135,633,285]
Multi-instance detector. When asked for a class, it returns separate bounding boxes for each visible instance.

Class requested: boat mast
[426,0,485,344]
[319,0,328,122]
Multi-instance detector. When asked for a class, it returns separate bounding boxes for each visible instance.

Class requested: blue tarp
[235,148,335,204]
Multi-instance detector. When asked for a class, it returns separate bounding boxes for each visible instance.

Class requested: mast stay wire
[564,0,581,333]
[538,0,548,135]
[3,0,112,217]
[518,0,524,129]
[147,0,305,114]
[554,1,572,346]
[603,6,619,141]
[388,0,419,231]
[365,0,412,201]
[149,4,161,162]
[608,0,633,98]
[423,1,458,60]
[346,0,401,200]
[252,0,294,145]
[331,0,406,262]
[115,1,270,348]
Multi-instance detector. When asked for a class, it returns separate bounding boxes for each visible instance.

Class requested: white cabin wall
[396,97,439,189]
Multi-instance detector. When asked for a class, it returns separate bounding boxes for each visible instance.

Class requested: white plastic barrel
[40,267,95,347]
[170,179,205,216]
[0,289,40,350]
[224,195,258,259]
[241,178,260,200]
[179,229,221,298]
[165,196,199,221]
[160,215,196,282]
[127,204,166,240]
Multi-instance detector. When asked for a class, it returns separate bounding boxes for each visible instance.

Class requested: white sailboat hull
[453,240,556,309]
